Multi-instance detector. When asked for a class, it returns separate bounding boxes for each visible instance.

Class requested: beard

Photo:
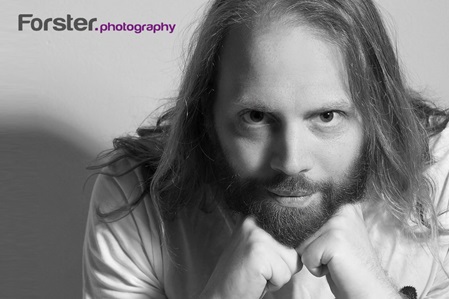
[210,142,369,249]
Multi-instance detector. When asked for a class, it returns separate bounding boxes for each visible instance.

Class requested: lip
[266,189,313,198]
[266,189,317,208]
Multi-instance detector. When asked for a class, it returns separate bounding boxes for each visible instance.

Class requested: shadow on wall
[0,117,103,299]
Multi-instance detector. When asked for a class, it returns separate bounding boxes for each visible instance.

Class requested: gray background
[1,0,448,298]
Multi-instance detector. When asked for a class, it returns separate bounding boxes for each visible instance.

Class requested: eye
[242,110,267,124]
[312,110,347,131]
[319,111,335,123]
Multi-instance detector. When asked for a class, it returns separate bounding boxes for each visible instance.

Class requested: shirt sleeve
[423,127,449,298]
[82,167,166,299]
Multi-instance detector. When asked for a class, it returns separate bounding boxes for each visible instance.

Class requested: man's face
[212,22,367,248]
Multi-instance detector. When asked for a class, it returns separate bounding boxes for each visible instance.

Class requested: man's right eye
[241,110,267,124]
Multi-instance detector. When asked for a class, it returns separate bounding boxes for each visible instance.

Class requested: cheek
[214,118,269,177]
[317,126,364,179]
[221,134,269,177]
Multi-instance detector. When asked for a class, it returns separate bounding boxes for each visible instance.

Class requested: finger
[296,225,324,256]
[277,245,303,275]
[259,235,303,283]
[296,204,358,256]
[240,215,258,231]
[264,248,302,292]
[265,259,293,292]
[307,264,329,277]
[247,217,303,275]
[301,255,327,277]
[250,223,303,291]
[300,234,332,277]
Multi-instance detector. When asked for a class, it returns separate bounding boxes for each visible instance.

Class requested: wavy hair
[92,0,449,247]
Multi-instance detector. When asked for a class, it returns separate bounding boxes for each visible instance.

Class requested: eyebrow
[234,97,355,113]
[234,98,276,112]
[313,99,355,112]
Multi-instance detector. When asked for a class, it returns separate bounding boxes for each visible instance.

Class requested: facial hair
[211,144,369,249]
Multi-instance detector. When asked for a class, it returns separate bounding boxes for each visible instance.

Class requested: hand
[297,203,401,299]
[199,217,302,299]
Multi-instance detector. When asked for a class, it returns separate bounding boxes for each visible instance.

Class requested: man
[83,0,449,298]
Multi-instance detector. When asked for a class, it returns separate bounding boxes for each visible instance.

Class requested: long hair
[91,0,449,246]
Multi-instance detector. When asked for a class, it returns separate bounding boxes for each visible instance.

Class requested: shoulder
[83,157,167,297]
[91,156,145,215]
[88,155,163,248]
[87,155,160,247]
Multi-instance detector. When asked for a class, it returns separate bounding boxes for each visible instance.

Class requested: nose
[270,124,313,176]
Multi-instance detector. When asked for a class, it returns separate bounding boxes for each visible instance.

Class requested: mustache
[244,173,330,195]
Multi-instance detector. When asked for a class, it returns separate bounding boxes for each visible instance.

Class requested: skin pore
[212,21,367,247]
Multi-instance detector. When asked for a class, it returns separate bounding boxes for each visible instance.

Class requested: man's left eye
[314,110,347,129]
[319,111,335,123]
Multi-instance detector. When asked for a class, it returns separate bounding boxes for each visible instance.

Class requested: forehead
[216,22,351,111]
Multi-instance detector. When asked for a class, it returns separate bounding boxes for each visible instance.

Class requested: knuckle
[245,239,266,259]
[330,229,346,243]
[242,216,257,229]
[280,265,293,282]
[269,266,292,289]
[301,252,312,269]
[245,228,260,243]
[245,225,269,243]
[309,266,326,277]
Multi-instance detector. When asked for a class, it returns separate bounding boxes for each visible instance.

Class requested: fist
[297,203,401,299]
[200,217,302,299]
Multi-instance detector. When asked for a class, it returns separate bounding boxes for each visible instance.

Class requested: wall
[1,1,448,298]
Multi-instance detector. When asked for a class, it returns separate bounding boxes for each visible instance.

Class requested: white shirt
[83,128,449,298]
